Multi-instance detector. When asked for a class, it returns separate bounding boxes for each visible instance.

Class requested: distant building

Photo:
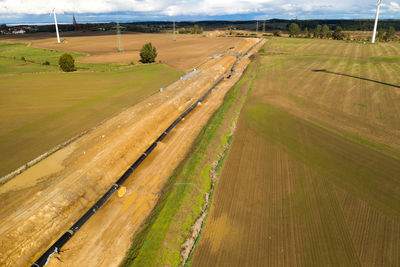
[12,29,26,34]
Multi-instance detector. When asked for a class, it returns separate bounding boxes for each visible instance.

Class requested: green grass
[0,57,57,74]
[0,42,127,72]
[121,59,259,267]
[0,63,182,177]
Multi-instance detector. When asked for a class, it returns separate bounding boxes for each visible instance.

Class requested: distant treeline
[3,19,400,34]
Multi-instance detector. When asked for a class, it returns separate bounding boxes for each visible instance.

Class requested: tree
[178,27,186,34]
[332,26,344,40]
[304,27,310,38]
[140,42,157,63]
[58,53,75,72]
[377,28,385,41]
[314,25,322,38]
[321,25,330,39]
[386,26,396,41]
[288,23,300,37]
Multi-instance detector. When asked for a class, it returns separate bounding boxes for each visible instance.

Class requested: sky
[0,0,399,25]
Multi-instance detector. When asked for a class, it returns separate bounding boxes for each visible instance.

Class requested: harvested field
[1,32,242,71]
[0,38,260,267]
[192,38,400,266]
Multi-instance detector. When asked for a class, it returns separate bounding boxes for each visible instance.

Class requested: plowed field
[192,38,400,266]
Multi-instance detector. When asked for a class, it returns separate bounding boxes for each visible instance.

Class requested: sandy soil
[0,32,242,71]
[0,37,264,267]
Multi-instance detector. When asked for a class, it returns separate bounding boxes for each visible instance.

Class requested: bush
[140,43,157,63]
[273,30,282,37]
[42,61,50,65]
[21,57,26,61]
[58,53,75,72]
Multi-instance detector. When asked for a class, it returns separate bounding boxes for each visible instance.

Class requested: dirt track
[0,37,264,267]
[1,32,241,71]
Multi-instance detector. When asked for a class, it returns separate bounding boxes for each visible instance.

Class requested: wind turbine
[372,0,383,43]
[50,9,60,44]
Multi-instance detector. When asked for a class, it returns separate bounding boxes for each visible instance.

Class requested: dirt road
[0,37,264,267]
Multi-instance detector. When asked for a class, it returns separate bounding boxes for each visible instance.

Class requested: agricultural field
[192,38,400,266]
[1,32,242,71]
[0,42,181,177]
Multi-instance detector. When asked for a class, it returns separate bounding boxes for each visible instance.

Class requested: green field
[0,42,181,177]
[0,43,127,73]
[192,38,400,266]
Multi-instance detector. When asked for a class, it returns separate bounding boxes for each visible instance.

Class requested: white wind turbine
[372,0,383,43]
[50,8,61,43]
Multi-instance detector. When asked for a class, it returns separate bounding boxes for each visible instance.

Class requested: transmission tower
[256,20,259,35]
[263,20,266,35]
[116,21,123,52]
[173,20,176,41]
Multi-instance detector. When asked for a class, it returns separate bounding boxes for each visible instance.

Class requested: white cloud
[388,1,400,11]
[0,0,398,18]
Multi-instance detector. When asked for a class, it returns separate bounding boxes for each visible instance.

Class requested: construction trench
[0,37,265,267]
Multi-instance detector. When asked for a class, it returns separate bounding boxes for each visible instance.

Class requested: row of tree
[288,23,397,41]
[178,25,204,34]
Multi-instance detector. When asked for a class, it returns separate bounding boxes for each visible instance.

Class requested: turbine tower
[50,9,60,44]
[372,0,383,43]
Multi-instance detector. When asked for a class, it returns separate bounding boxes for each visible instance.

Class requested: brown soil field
[192,38,400,266]
[0,32,242,71]
[0,37,263,266]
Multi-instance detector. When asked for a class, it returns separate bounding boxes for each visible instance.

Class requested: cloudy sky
[0,0,399,24]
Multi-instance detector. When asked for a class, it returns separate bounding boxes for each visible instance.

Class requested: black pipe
[31,38,263,267]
